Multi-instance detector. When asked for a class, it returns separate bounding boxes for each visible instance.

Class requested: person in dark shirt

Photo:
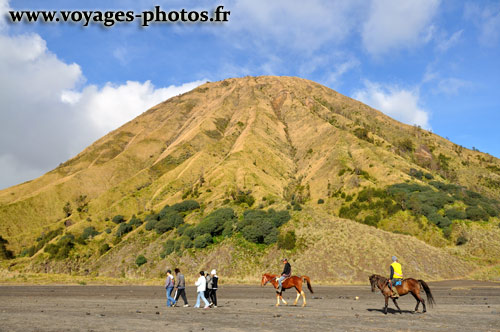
[207,269,218,308]
[277,258,291,292]
[173,268,189,307]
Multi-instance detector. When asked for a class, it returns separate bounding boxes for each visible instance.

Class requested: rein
[371,275,388,292]
[262,274,276,286]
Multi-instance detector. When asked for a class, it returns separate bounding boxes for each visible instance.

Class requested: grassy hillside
[1,76,500,283]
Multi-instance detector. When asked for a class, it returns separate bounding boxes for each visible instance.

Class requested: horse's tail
[418,280,435,307]
[301,276,314,293]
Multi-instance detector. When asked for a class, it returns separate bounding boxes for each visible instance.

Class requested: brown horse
[261,273,314,307]
[369,274,435,314]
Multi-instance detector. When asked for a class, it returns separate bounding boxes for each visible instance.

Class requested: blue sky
[1,0,500,189]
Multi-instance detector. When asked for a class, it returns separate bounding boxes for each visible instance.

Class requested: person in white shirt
[194,271,210,309]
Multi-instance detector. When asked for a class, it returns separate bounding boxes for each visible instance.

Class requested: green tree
[80,227,99,241]
[112,215,126,224]
[99,243,110,255]
[193,234,212,248]
[136,255,147,266]
[170,200,200,212]
[115,223,133,237]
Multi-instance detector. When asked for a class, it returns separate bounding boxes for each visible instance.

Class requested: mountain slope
[1,76,499,282]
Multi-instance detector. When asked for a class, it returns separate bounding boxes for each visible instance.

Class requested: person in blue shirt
[165,269,176,307]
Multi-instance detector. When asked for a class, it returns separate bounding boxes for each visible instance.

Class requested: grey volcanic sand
[0,280,499,331]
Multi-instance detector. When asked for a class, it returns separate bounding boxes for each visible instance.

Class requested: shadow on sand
[367,308,416,315]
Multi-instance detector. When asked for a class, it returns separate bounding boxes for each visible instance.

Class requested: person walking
[173,268,189,307]
[204,271,211,300]
[165,269,176,307]
[194,271,210,309]
[208,269,218,308]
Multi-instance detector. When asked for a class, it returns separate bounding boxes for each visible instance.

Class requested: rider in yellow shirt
[388,256,403,298]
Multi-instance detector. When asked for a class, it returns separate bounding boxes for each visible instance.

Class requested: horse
[261,273,314,307]
[369,274,435,315]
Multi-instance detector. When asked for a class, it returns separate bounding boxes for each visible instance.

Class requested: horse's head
[261,274,272,287]
[368,274,378,292]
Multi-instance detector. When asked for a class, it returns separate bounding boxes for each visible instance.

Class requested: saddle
[276,276,291,283]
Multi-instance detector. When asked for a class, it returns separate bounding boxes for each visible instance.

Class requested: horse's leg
[392,298,402,314]
[280,293,288,306]
[384,295,389,315]
[413,288,426,313]
[293,283,302,306]
[301,291,306,307]
[410,291,420,312]
[293,290,300,306]
[297,281,306,307]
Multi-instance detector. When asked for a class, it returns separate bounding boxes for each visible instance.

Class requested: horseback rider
[277,258,291,292]
[388,256,403,298]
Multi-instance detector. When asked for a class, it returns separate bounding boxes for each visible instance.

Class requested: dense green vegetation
[159,206,291,257]
[16,177,497,263]
[135,254,147,267]
[80,227,99,241]
[20,228,63,257]
[44,233,84,260]
[237,209,291,244]
[143,202,192,235]
[112,215,125,224]
[339,179,500,236]
[115,215,144,237]
[15,199,292,262]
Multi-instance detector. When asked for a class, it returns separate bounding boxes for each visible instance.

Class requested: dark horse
[369,274,435,314]
[261,273,314,307]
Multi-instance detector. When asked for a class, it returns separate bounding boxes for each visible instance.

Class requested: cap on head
[392,256,397,262]
[282,258,288,262]
[211,269,216,275]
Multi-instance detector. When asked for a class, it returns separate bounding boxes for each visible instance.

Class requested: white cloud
[353,81,430,129]
[422,64,439,83]
[326,59,360,86]
[0,154,44,188]
[0,0,9,31]
[464,3,500,47]
[422,63,471,96]
[436,77,471,95]
[436,29,463,53]
[362,0,440,56]
[65,80,205,134]
[0,33,85,188]
[0,2,204,189]
[227,0,364,52]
